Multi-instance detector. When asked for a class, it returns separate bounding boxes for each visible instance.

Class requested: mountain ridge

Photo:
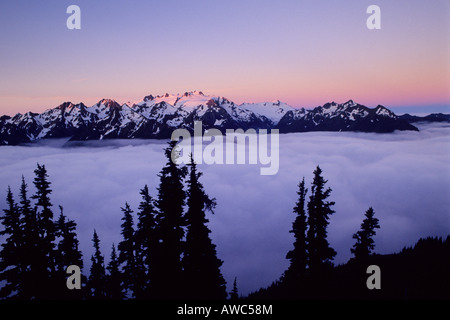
[0,91,421,145]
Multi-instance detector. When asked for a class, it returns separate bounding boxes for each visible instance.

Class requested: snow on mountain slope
[239,100,295,124]
[0,92,420,145]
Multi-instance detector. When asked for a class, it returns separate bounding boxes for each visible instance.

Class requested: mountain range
[0,91,431,145]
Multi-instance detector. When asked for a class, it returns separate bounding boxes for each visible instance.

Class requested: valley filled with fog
[0,123,449,295]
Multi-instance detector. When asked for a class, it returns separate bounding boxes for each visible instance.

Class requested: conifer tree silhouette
[151,141,187,299]
[32,164,55,261]
[32,164,58,298]
[135,184,157,299]
[306,166,336,277]
[351,207,380,261]
[18,176,40,299]
[88,229,106,299]
[230,277,239,300]
[1,169,83,300]
[183,155,227,299]
[284,177,308,284]
[0,187,22,298]
[106,243,124,300]
[118,202,137,298]
[54,205,84,299]
[55,206,83,273]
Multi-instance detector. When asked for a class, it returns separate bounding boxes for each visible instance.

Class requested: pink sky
[0,0,448,115]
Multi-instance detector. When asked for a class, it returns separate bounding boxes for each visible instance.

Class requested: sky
[0,122,449,295]
[0,0,449,116]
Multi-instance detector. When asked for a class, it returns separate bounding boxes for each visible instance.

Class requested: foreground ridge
[0,92,419,145]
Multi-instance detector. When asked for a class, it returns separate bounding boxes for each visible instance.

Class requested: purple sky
[0,0,449,115]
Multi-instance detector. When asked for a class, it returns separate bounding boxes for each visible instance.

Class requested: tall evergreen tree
[32,164,55,252]
[284,177,308,283]
[134,184,157,298]
[88,229,106,299]
[351,207,380,261]
[32,163,57,297]
[1,169,83,300]
[306,166,336,275]
[18,176,41,299]
[106,243,124,300]
[0,187,22,298]
[55,206,83,273]
[151,141,187,299]
[230,277,239,300]
[118,202,137,298]
[54,206,84,298]
[183,156,227,299]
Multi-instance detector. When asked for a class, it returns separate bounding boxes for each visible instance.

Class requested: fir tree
[0,187,22,298]
[151,141,187,299]
[306,166,336,276]
[54,206,84,299]
[106,244,124,300]
[32,164,55,251]
[32,163,57,297]
[55,206,83,273]
[351,207,380,261]
[134,184,157,298]
[18,176,40,299]
[230,277,239,300]
[285,177,308,283]
[88,229,106,299]
[183,156,227,299]
[1,169,83,299]
[118,202,137,298]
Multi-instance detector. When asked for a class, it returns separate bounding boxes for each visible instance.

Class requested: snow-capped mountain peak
[95,98,121,109]
[0,93,419,145]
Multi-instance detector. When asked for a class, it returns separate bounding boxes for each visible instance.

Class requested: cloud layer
[0,123,449,296]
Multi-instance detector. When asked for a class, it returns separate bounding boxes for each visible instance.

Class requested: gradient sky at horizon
[0,0,449,116]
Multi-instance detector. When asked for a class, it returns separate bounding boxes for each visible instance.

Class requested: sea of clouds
[0,122,449,296]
